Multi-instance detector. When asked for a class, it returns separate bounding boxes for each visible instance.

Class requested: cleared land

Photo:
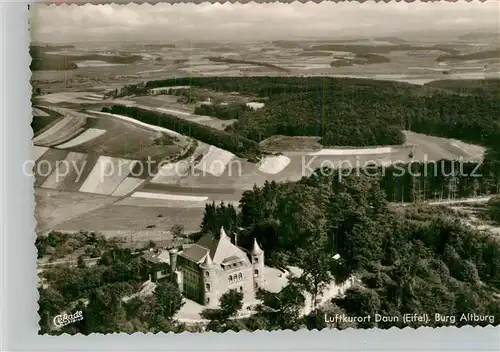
[111,177,145,197]
[260,136,322,152]
[40,152,87,190]
[63,112,185,163]
[78,156,137,195]
[53,203,205,237]
[309,147,395,156]
[404,131,485,161]
[193,145,236,177]
[32,146,49,162]
[150,161,191,185]
[257,155,292,174]
[33,148,71,186]
[37,92,104,104]
[35,188,118,232]
[130,191,208,202]
[127,96,236,131]
[32,111,87,147]
[55,128,107,149]
[33,107,50,117]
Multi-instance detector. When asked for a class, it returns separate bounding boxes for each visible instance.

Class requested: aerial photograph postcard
[30,1,500,334]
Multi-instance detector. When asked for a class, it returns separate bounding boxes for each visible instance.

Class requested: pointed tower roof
[220,226,228,240]
[252,238,263,255]
[200,253,214,269]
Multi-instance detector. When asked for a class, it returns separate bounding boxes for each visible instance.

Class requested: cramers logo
[53,310,83,328]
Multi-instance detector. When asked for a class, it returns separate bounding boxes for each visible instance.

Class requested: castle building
[143,227,264,308]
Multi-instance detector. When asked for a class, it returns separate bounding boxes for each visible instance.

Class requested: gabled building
[141,248,172,282]
[143,227,264,308]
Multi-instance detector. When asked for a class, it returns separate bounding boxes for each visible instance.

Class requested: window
[205,271,209,277]
[239,286,243,292]
[205,283,210,291]
[229,276,233,284]
[254,269,259,276]
[254,282,258,289]
[253,257,259,264]
[205,297,210,304]
[238,273,243,281]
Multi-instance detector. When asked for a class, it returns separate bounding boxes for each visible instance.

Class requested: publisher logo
[53,310,83,328]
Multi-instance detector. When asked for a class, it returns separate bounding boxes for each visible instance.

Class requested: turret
[252,238,263,256]
[201,253,217,308]
[169,248,178,273]
[251,238,264,289]
[200,252,214,269]
[168,248,182,287]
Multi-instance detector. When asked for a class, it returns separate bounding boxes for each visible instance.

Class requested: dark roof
[142,250,161,264]
[195,234,220,260]
[142,249,171,265]
[180,244,209,263]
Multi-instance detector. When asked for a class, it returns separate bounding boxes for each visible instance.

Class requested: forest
[39,170,500,334]
[199,171,500,330]
[38,245,185,334]
[424,78,500,97]
[194,102,252,120]
[136,76,500,149]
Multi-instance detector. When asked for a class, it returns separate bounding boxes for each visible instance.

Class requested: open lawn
[78,156,137,195]
[125,95,237,131]
[260,136,322,152]
[35,188,118,232]
[404,131,485,161]
[67,112,185,159]
[53,203,204,237]
[55,128,107,149]
[32,146,49,162]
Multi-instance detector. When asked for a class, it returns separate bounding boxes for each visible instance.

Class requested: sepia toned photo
[30,2,500,335]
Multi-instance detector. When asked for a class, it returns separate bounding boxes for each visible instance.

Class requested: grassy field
[260,135,323,152]
[35,188,119,232]
[32,108,88,147]
[62,113,185,162]
[53,203,204,237]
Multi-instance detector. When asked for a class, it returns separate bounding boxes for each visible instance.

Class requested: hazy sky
[31,2,499,43]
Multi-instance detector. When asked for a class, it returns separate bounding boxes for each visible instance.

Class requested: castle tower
[200,253,217,308]
[169,248,183,288]
[251,238,264,289]
[169,248,178,273]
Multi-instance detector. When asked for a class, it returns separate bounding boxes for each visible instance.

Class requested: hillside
[120,76,500,151]
[436,49,500,62]
[29,46,143,71]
